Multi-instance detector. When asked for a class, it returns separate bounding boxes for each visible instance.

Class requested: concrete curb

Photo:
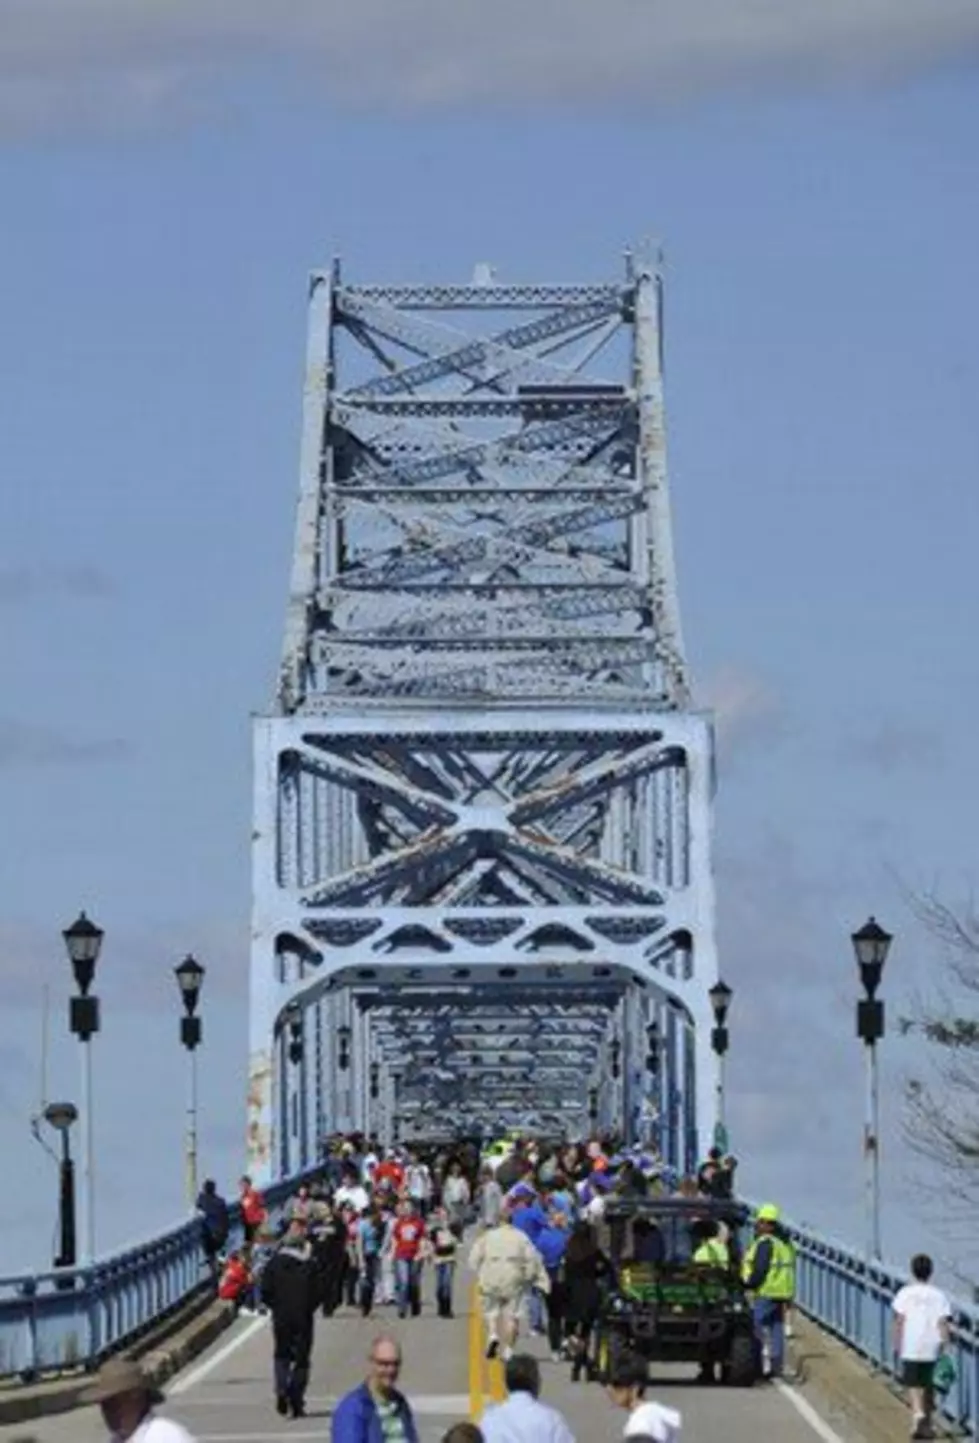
[0,1298,236,1426]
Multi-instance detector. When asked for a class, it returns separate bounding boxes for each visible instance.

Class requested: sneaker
[502,1346,513,1363]
[486,1338,499,1360]
[276,1396,288,1416]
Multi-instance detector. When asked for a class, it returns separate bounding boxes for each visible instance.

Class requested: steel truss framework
[248,251,720,1179]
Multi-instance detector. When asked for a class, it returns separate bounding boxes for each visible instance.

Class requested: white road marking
[169,1315,268,1395]
[181,1392,470,1415]
[196,1434,322,1441]
[405,1395,471,1415]
[775,1379,849,1443]
[192,1413,470,1443]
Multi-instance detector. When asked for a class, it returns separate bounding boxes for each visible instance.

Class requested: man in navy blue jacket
[331,1336,419,1443]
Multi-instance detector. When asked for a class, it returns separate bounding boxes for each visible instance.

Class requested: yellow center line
[468,1285,509,1418]
[468,1285,485,1421]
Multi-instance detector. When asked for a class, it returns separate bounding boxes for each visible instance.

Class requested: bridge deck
[6,1279,854,1443]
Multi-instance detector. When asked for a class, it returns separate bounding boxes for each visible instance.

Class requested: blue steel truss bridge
[247,250,720,1180]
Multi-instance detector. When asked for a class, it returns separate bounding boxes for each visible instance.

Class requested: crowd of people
[186,1132,752,1420]
[71,1129,955,1443]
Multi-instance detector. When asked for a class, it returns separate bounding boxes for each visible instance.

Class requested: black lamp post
[588,1087,599,1128]
[708,980,732,1148]
[63,911,103,1264]
[279,1000,306,1164]
[369,1062,380,1101]
[644,1021,662,1149]
[646,1021,661,1075]
[391,1069,402,1143]
[337,1024,351,1072]
[288,1011,304,1066]
[174,955,205,1206]
[610,1036,621,1080]
[852,916,893,1261]
[44,1102,78,1278]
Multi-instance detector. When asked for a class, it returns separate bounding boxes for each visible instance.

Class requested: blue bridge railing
[786,1214,979,1441]
[0,1167,323,1382]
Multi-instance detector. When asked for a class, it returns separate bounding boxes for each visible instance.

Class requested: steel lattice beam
[248,252,721,1179]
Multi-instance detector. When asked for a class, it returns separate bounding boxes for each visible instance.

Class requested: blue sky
[1,10,978,1280]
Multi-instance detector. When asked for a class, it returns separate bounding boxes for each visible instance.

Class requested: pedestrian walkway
[0,1280,853,1443]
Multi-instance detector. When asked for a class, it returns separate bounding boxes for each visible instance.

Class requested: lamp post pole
[369,1061,380,1137]
[708,980,733,1151]
[63,912,104,1266]
[44,1102,78,1278]
[175,955,205,1208]
[646,1021,661,1150]
[852,917,893,1263]
[391,1070,402,1146]
[337,1024,352,1133]
[610,1037,621,1134]
[287,1005,304,1169]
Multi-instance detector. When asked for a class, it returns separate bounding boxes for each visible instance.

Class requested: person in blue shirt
[331,1336,418,1443]
[510,1194,547,1246]
[356,1205,385,1318]
[536,1214,571,1359]
[545,1177,576,1225]
[480,1354,575,1443]
[509,1194,549,1335]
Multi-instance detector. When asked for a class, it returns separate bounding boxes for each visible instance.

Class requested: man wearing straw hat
[83,1355,196,1443]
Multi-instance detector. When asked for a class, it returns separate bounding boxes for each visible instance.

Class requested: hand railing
[782,1214,979,1441]
[0,1165,324,1382]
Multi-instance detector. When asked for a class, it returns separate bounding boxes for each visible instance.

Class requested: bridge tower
[247,251,719,1181]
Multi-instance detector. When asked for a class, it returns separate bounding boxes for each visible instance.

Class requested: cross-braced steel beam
[248,252,720,1178]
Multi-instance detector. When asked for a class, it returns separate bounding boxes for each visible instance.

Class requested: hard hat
[756,1203,781,1223]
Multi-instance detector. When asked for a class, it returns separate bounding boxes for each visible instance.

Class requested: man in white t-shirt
[335,1168,370,1215]
[892,1253,952,1439]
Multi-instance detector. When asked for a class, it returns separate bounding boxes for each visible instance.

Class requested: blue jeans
[359,1254,379,1316]
[528,1287,546,1333]
[395,1258,422,1318]
[435,1261,455,1315]
[753,1298,786,1374]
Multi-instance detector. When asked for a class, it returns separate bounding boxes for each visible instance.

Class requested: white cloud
[699,663,788,764]
[1,0,978,135]
[701,663,778,731]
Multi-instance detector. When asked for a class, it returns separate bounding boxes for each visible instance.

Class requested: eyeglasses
[372,1357,401,1369]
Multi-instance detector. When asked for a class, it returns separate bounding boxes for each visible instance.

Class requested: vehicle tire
[726,1334,757,1387]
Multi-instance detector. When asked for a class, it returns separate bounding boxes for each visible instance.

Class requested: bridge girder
[248,252,720,1179]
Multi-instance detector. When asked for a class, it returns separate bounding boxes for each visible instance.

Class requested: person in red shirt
[391,1199,426,1319]
[218,1251,252,1310]
[240,1175,267,1243]
[374,1152,405,1194]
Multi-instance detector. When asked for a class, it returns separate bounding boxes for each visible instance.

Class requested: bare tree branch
[898,883,979,1215]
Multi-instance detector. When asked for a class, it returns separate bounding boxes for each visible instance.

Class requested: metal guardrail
[784,1215,979,1441]
[0,1166,324,1382]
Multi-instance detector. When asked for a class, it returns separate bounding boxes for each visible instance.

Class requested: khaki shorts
[480,1288,525,1324]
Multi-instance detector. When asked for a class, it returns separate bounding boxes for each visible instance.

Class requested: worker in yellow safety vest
[742,1203,796,1378]
[692,1220,730,1268]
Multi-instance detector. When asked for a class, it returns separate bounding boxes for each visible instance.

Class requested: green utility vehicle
[591,1196,757,1386]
